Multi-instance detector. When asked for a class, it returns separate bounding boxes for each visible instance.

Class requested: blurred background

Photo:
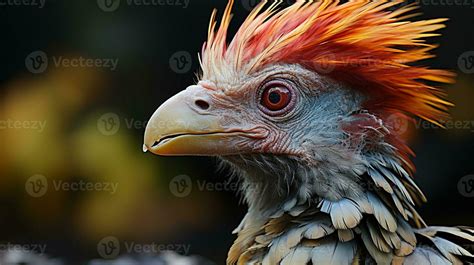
[0,0,473,264]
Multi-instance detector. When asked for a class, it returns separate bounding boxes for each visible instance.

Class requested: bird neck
[220,148,425,225]
[220,154,362,219]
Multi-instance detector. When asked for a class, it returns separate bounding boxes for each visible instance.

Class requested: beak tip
[142,144,149,153]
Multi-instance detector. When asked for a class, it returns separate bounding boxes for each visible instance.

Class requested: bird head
[144,63,361,158]
[144,0,453,206]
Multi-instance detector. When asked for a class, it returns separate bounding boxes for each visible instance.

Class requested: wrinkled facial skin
[144,64,365,159]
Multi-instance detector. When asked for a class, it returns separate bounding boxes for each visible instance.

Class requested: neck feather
[219,146,425,225]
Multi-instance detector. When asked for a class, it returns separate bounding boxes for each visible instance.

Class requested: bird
[143,0,474,264]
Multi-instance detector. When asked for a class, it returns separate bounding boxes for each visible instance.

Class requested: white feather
[326,199,363,229]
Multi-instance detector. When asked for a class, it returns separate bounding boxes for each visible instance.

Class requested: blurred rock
[0,250,62,265]
[89,252,215,265]
[0,250,215,265]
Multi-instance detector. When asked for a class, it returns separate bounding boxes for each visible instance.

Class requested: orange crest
[200,0,454,125]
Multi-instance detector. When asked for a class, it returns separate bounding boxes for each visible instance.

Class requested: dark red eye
[260,85,292,112]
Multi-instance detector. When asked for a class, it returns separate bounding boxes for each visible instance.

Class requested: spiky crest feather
[200,0,454,127]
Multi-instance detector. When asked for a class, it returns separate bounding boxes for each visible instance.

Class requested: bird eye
[259,81,294,116]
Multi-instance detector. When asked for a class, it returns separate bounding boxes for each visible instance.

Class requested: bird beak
[143,85,262,156]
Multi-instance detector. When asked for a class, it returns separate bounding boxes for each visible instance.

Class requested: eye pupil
[260,83,293,114]
[269,92,281,104]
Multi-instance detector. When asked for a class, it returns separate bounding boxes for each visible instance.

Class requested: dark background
[0,0,473,263]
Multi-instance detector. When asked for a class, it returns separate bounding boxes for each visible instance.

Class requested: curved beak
[143,85,263,156]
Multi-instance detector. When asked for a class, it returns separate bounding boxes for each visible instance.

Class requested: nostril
[195,99,210,110]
